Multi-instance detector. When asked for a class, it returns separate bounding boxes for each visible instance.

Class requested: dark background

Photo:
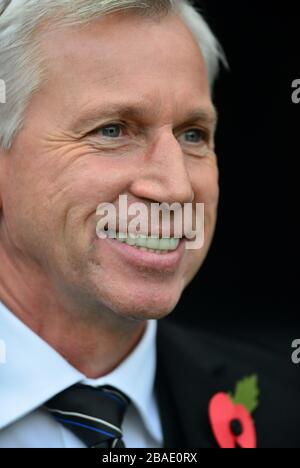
[172,1,299,339]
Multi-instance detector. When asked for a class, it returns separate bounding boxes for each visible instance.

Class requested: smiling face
[0,11,219,321]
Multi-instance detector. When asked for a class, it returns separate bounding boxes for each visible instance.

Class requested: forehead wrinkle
[70,95,164,130]
[71,100,217,134]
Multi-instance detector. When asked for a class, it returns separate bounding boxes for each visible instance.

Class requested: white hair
[0,0,226,150]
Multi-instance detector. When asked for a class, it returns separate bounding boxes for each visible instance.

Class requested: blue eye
[181,128,204,144]
[100,124,123,138]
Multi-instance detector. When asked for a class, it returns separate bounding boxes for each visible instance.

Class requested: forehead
[36,11,212,122]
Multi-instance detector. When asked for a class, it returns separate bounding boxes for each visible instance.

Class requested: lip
[98,236,187,271]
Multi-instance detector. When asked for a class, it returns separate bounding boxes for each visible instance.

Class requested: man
[0,0,299,448]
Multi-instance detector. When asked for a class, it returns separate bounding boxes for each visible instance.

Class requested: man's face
[0,12,219,320]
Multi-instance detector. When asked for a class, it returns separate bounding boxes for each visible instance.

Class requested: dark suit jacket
[155,319,300,448]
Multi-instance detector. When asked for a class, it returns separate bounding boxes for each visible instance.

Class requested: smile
[111,232,180,254]
[96,229,186,270]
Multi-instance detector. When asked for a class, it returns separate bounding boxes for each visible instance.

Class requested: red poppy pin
[209,375,259,449]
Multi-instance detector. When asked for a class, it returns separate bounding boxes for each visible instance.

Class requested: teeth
[112,232,180,251]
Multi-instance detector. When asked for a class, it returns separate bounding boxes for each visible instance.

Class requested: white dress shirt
[0,302,163,448]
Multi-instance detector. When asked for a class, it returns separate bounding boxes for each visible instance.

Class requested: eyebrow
[71,100,218,134]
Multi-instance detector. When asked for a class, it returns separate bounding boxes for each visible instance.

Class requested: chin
[97,283,183,322]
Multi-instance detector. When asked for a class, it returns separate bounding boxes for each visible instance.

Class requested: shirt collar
[0,302,159,442]
[81,319,160,443]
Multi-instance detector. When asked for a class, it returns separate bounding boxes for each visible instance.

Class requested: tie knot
[45,384,131,448]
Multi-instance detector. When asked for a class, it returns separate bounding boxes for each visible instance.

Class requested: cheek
[58,156,135,204]
[190,163,219,258]
[192,160,220,210]
[61,161,130,237]
[2,161,44,246]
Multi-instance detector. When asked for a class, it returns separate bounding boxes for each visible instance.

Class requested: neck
[0,238,147,379]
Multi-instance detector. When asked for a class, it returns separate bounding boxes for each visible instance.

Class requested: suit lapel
[155,319,226,448]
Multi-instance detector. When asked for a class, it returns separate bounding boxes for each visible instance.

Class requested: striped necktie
[45,384,131,448]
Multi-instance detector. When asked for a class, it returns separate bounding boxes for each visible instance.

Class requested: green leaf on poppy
[228,375,260,414]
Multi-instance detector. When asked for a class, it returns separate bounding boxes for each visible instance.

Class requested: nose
[129,130,195,205]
